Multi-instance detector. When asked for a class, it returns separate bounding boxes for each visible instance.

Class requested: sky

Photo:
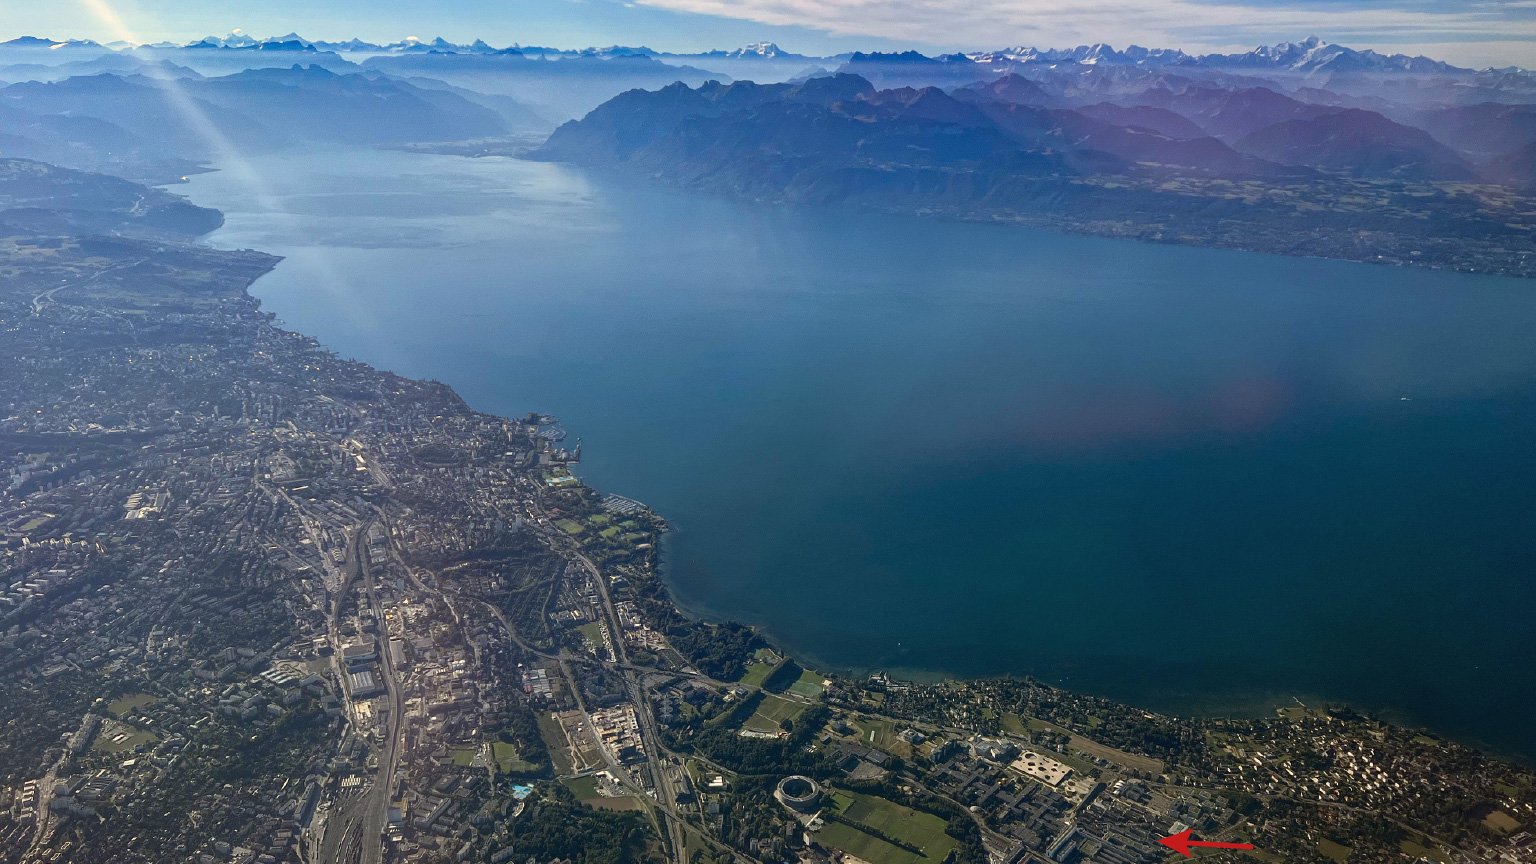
[9,0,1536,68]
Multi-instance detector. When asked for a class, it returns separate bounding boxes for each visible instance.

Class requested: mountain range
[0,65,532,180]
[528,70,1536,276]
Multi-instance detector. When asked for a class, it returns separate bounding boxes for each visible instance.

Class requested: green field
[562,775,601,800]
[822,790,959,864]
[737,661,777,687]
[852,717,911,757]
[492,740,539,774]
[735,648,791,686]
[451,746,477,767]
[108,693,158,716]
[1318,840,1352,863]
[787,668,825,698]
[537,712,574,776]
[820,822,924,864]
[578,622,607,653]
[555,519,585,535]
[741,694,807,733]
[1400,841,1448,862]
[94,726,158,754]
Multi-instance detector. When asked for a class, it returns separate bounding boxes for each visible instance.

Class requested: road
[30,258,146,314]
[573,548,689,864]
[317,522,404,864]
[358,522,404,864]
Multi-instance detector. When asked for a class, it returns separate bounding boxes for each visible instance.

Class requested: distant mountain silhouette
[1414,102,1536,160]
[0,66,514,165]
[1234,108,1476,180]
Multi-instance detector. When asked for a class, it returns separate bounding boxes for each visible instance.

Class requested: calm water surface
[183,149,1536,758]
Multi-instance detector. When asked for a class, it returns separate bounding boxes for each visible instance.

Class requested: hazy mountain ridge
[0,65,526,178]
[4,30,1534,193]
[0,157,222,236]
[530,72,1536,276]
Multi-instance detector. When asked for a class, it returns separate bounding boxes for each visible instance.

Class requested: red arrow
[1159,830,1255,857]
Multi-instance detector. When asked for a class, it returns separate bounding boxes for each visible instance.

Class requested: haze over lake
[184,148,1536,758]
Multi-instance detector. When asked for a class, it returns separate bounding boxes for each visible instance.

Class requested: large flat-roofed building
[347,669,383,699]
[1010,750,1073,787]
[342,642,376,666]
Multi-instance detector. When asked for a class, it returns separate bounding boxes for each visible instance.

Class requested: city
[0,159,1533,864]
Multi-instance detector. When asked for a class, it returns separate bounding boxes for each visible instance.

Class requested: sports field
[823,790,959,864]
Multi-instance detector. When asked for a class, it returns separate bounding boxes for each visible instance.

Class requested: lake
[183,147,1536,759]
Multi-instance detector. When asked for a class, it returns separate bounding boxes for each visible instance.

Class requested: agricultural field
[741,694,806,734]
[822,790,959,864]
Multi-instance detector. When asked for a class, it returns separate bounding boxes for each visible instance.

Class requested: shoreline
[639,481,1522,764]
[178,150,1532,765]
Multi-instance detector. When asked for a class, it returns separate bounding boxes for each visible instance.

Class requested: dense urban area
[0,157,1533,864]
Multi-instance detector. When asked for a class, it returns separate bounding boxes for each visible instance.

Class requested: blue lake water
[183,148,1536,759]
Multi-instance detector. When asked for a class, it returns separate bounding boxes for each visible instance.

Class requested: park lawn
[588,514,611,525]
[537,712,575,776]
[822,790,958,864]
[1400,841,1448,862]
[787,668,825,698]
[1318,839,1352,863]
[94,727,158,753]
[818,822,924,864]
[853,717,911,758]
[741,694,806,733]
[684,824,730,864]
[1484,811,1522,835]
[578,622,606,653]
[108,693,158,716]
[737,661,776,688]
[492,740,539,774]
[600,526,621,539]
[451,746,477,767]
[562,775,602,800]
[555,519,585,535]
